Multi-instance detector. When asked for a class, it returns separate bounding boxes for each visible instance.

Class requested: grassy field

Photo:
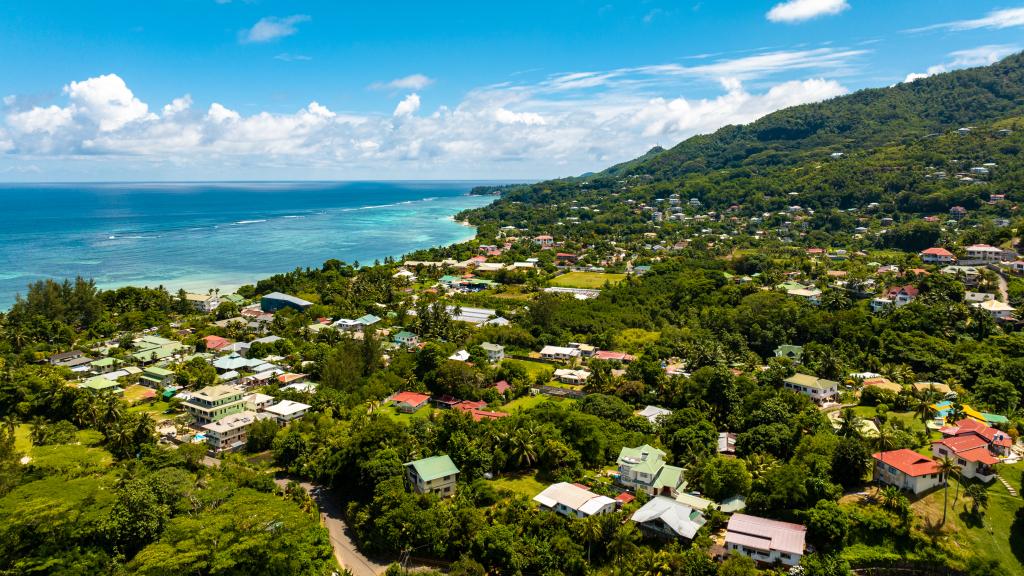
[123,384,157,404]
[501,394,570,412]
[549,271,626,289]
[502,359,555,380]
[490,471,547,499]
[127,400,179,422]
[909,463,1024,575]
[380,404,436,423]
[850,406,931,436]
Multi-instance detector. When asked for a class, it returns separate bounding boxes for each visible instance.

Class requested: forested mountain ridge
[606,52,1024,180]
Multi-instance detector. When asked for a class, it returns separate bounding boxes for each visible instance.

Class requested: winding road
[272,478,389,576]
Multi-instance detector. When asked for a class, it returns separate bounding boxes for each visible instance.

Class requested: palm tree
[913,396,934,425]
[880,486,903,511]
[838,408,862,439]
[574,514,604,563]
[965,483,989,516]
[607,523,639,563]
[507,427,538,469]
[936,456,961,526]
[100,394,124,429]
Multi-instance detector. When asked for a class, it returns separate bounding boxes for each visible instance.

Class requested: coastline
[0,183,492,309]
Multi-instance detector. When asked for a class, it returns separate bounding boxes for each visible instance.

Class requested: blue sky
[1,0,1023,181]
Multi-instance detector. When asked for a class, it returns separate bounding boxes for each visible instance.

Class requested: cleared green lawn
[380,404,436,424]
[549,272,626,289]
[490,471,547,498]
[502,359,554,380]
[128,400,180,422]
[850,406,930,435]
[909,464,1024,575]
[501,394,574,413]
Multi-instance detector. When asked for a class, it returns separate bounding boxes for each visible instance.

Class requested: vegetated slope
[603,52,1024,180]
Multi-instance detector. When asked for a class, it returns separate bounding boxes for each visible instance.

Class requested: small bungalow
[725,514,806,567]
[391,391,431,413]
[872,449,945,494]
[630,496,707,541]
[534,482,617,518]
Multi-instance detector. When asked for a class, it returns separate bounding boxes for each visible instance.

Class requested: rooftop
[405,454,459,482]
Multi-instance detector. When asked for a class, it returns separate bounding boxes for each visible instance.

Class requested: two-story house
[616,444,686,497]
[405,455,460,496]
[183,384,246,425]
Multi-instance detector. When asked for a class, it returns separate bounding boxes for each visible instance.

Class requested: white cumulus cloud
[902,44,1019,83]
[241,15,310,44]
[373,74,435,91]
[0,51,858,179]
[393,93,421,117]
[767,0,849,23]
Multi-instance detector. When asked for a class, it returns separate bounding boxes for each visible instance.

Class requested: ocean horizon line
[0,178,535,186]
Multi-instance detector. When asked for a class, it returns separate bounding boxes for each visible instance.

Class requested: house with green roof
[783,373,839,404]
[773,344,804,364]
[79,376,123,395]
[405,454,460,496]
[140,366,175,388]
[393,330,419,347]
[617,444,686,497]
[89,356,122,374]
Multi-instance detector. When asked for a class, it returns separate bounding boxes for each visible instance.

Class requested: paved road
[995,269,1009,303]
[273,478,388,576]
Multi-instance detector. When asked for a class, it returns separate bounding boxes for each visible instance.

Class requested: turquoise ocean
[0,181,498,309]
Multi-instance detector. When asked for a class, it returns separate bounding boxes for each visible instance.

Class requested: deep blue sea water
[0,181,498,309]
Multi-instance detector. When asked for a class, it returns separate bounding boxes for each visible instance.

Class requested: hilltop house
[139,366,175,388]
[872,449,945,494]
[773,344,803,364]
[202,411,259,453]
[630,496,706,541]
[534,482,617,518]
[405,455,459,496]
[932,419,1011,482]
[480,342,505,363]
[616,444,686,497]
[964,244,1011,264]
[920,247,956,264]
[636,405,673,425]
[886,285,919,307]
[393,331,420,347]
[972,300,1015,320]
[540,345,581,362]
[782,373,839,404]
[264,400,311,424]
[183,384,246,425]
[725,514,806,567]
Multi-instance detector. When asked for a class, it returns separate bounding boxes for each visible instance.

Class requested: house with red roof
[886,285,919,307]
[390,391,431,413]
[919,247,956,264]
[872,449,946,494]
[202,335,233,351]
[932,419,1011,482]
[492,380,511,395]
[466,409,509,422]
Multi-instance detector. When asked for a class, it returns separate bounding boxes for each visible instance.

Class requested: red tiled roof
[455,400,487,411]
[943,419,1011,447]
[469,409,509,422]
[203,335,232,349]
[493,380,511,394]
[934,435,988,453]
[392,391,430,406]
[956,447,999,465]
[921,247,954,257]
[615,492,635,503]
[872,449,940,477]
